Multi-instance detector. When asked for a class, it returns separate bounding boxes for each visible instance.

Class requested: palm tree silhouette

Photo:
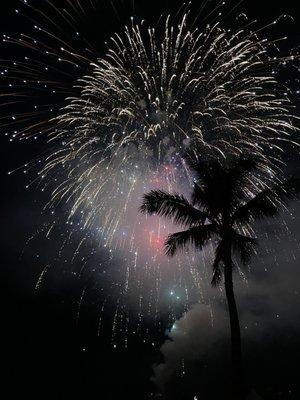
[140,154,298,399]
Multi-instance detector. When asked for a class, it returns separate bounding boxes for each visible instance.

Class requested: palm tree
[140,154,298,399]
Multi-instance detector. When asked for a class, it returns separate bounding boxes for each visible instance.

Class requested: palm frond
[226,156,259,186]
[187,152,258,187]
[165,224,217,256]
[191,182,206,206]
[188,153,262,216]
[140,190,208,226]
[232,232,257,265]
[233,178,300,224]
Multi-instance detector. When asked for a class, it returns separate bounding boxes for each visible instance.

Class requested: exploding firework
[2,1,299,343]
[36,10,299,236]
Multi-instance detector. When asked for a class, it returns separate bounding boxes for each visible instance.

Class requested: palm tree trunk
[224,255,245,399]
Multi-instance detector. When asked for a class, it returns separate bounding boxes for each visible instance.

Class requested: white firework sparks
[2,2,299,341]
[39,13,298,229]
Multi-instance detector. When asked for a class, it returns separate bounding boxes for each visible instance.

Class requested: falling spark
[2,1,299,340]
[35,265,49,291]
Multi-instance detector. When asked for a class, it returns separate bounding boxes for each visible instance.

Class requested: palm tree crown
[140,154,298,285]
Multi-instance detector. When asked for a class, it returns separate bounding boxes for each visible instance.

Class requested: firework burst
[2,1,299,341]
[38,12,298,229]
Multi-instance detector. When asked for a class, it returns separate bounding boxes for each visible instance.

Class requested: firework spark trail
[2,1,299,340]
[42,14,298,238]
[35,265,49,291]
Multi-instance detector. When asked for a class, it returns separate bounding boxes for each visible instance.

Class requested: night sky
[1,1,300,400]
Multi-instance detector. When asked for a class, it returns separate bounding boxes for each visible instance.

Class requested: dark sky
[0,1,300,400]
